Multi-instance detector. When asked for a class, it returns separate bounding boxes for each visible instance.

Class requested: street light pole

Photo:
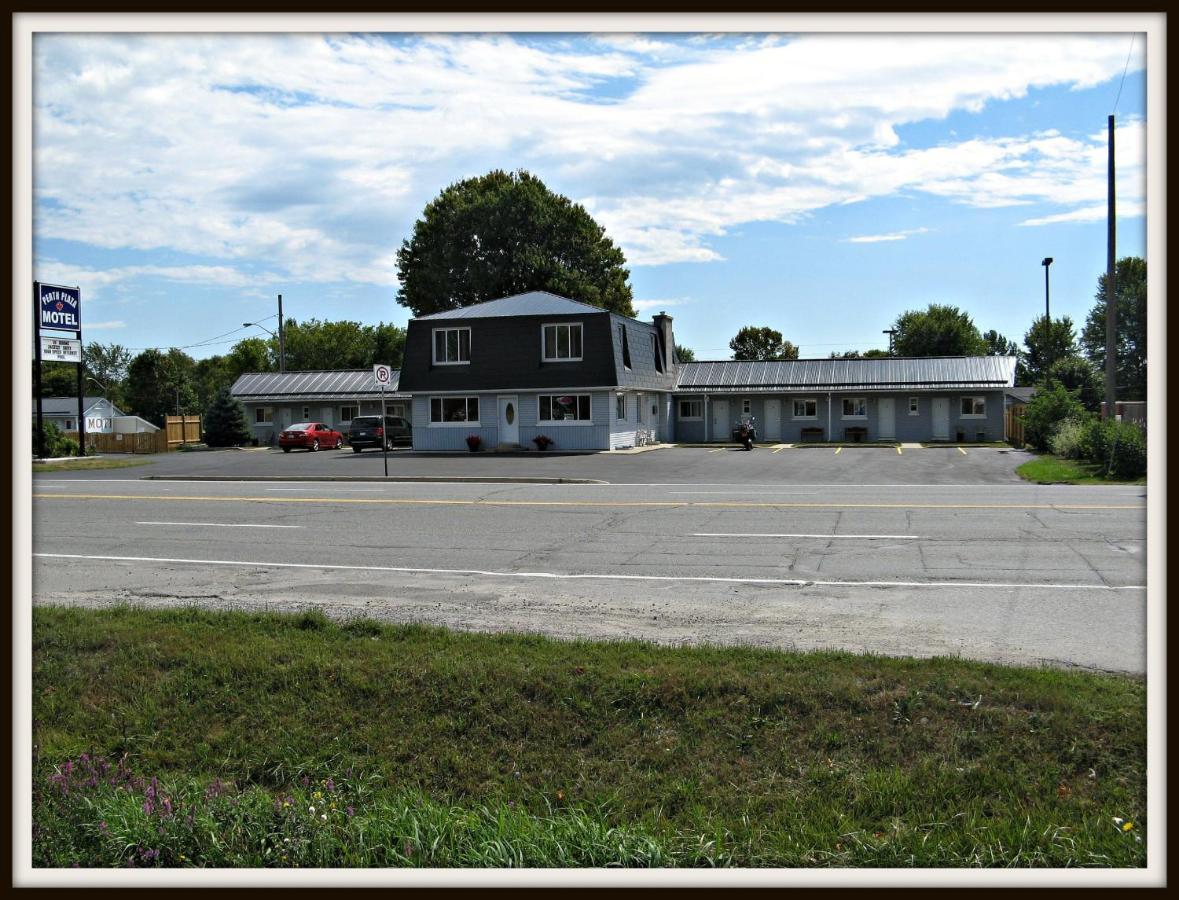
[1041,257,1053,375]
[277,294,286,373]
[882,329,897,357]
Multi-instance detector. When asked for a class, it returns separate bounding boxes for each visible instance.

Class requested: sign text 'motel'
[39,283,81,331]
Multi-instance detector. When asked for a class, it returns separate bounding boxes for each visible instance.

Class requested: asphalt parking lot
[52,444,1036,485]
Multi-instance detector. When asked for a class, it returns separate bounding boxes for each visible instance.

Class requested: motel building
[233,292,1017,451]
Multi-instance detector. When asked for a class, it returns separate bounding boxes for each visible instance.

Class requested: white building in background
[35,396,160,434]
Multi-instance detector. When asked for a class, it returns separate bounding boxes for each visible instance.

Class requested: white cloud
[85,320,127,329]
[631,297,692,313]
[844,227,930,244]
[32,32,1147,278]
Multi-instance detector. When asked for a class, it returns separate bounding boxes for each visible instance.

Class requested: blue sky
[31,29,1147,361]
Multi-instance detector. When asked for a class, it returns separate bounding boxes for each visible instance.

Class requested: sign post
[34,281,84,457]
[373,364,393,478]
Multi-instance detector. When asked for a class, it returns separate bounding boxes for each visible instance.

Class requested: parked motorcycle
[732,417,757,450]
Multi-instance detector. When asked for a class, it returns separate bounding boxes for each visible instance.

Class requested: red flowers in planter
[533,435,553,451]
[465,434,482,452]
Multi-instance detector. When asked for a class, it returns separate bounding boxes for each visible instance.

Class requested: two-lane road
[31,476,1147,672]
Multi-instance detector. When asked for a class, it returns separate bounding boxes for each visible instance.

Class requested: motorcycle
[732,416,757,450]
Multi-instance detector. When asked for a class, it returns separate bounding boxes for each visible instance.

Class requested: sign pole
[381,384,388,478]
[76,302,86,457]
[34,282,45,459]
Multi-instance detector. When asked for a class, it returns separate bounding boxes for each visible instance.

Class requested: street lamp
[1041,257,1053,374]
[243,321,285,373]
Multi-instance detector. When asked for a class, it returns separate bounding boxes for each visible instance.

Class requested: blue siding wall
[669,391,1007,442]
[413,391,615,450]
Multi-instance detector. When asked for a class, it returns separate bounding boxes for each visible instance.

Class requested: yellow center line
[32,493,1141,511]
[834,447,842,455]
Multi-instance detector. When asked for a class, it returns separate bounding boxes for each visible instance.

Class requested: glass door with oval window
[498,395,519,445]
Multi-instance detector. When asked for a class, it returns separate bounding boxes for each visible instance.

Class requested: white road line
[693,533,921,540]
[33,553,1144,592]
[135,522,302,529]
[670,491,819,495]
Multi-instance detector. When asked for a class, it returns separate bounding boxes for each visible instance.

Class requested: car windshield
[288,423,313,431]
[351,417,381,426]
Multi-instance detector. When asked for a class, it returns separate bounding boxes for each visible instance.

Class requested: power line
[1112,34,1135,115]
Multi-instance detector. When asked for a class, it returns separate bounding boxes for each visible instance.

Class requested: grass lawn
[1017,455,1146,485]
[32,457,154,474]
[32,606,1146,868]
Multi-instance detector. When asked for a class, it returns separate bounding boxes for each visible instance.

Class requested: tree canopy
[1046,355,1103,412]
[1022,315,1078,386]
[279,319,406,371]
[1080,256,1146,401]
[395,169,635,318]
[729,326,799,361]
[892,304,987,357]
[674,344,696,363]
[125,349,198,427]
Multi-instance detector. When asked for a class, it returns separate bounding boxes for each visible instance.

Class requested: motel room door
[498,396,519,445]
[763,399,781,442]
[931,397,950,441]
[710,399,729,442]
[878,398,895,441]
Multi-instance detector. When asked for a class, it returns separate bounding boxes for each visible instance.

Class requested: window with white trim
[433,327,471,365]
[616,394,627,420]
[908,397,919,415]
[678,399,703,419]
[539,394,591,422]
[792,398,817,419]
[339,405,358,422]
[542,323,583,361]
[255,407,273,424]
[960,396,987,417]
[841,397,867,418]
[429,396,480,424]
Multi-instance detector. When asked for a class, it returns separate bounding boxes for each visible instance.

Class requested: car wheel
[352,445,361,453]
[311,439,319,452]
[282,447,291,453]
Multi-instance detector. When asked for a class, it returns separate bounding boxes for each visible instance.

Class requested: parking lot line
[708,448,725,453]
[896,447,902,455]
[834,447,842,455]
[959,447,968,455]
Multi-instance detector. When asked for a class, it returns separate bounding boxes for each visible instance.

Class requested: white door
[763,399,781,442]
[931,397,950,441]
[711,399,730,442]
[878,398,895,440]
[498,395,519,445]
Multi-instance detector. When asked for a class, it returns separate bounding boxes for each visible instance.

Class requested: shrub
[1088,419,1147,479]
[1022,383,1086,452]
[465,434,482,451]
[1049,416,1092,460]
[533,435,553,451]
[33,421,82,458]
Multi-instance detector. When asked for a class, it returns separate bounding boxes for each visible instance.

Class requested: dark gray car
[347,415,412,451]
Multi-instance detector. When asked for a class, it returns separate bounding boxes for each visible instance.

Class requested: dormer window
[619,323,631,369]
[433,327,471,365]
[542,323,583,361]
[650,333,664,373]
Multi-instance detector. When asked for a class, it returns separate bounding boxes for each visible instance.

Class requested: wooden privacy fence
[66,415,202,454]
[166,415,203,449]
[1005,406,1026,448]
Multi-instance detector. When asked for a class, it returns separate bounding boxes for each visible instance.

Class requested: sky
[31,28,1148,363]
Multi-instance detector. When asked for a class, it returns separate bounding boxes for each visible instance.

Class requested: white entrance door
[711,399,730,442]
[763,399,781,442]
[498,396,519,445]
[878,398,895,440]
[931,397,950,441]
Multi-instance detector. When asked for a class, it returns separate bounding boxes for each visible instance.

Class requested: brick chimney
[651,311,675,374]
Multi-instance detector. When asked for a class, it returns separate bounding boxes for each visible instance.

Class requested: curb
[142,475,608,485]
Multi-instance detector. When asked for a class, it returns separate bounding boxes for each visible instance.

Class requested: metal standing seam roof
[37,397,115,416]
[674,357,1017,393]
[415,291,608,320]
[230,370,408,401]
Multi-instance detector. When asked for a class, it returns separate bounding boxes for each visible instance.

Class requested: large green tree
[279,319,406,371]
[674,344,696,363]
[1022,315,1078,386]
[396,169,635,318]
[125,348,198,427]
[1080,256,1147,401]
[82,342,132,406]
[1046,355,1103,413]
[729,326,799,361]
[892,304,987,357]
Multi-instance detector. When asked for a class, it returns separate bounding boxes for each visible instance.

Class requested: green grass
[1017,455,1146,485]
[33,457,154,473]
[32,606,1146,868]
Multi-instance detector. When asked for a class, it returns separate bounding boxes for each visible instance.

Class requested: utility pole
[278,293,286,373]
[882,329,897,356]
[1104,115,1117,419]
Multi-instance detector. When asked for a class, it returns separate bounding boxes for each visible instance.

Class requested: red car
[279,422,344,452]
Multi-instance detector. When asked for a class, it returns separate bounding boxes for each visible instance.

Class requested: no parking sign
[373,364,392,386]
